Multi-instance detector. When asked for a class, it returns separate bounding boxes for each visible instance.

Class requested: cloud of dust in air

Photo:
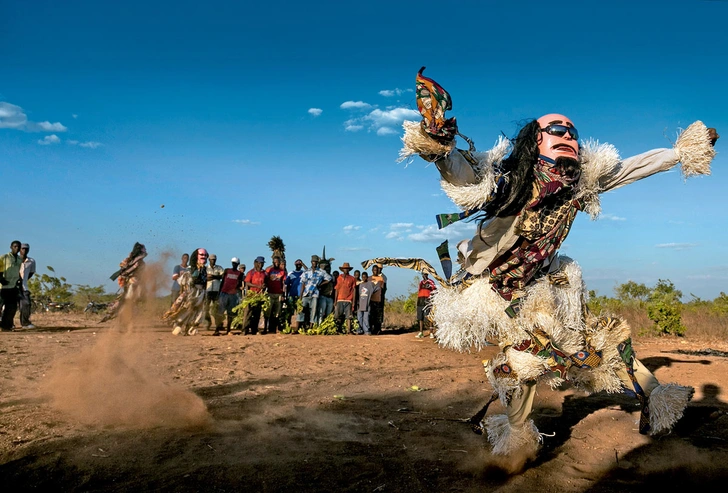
[41,249,211,429]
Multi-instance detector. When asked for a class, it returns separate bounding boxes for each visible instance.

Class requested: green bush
[646,279,685,336]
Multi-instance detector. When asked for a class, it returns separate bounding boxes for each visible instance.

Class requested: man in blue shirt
[298,255,332,329]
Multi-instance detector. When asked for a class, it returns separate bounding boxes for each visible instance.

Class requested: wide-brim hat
[339,262,353,270]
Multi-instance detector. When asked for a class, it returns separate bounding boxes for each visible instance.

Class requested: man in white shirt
[18,243,37,329]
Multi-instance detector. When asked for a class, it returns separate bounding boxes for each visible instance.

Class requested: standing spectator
[170,253,190,306]
[0,241,23,331]
[334,262,357,334]
[265,255,287,334]
[216,257,244,335]
[204,254,224,330]
[353,269,361,314]
[416,271,437,338]
[332,270,339,300]
[164,248,208,336]
[18,243,36,329]
[356,272,379,336]
[299,255,332,329]
[286,259,305,327]
[369,264,387,334]
[316,260,336,324]
[242,256,267,335]
[237,263,247,298]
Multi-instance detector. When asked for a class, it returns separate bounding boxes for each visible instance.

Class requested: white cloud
[343,106,420,136]
[38,134,60,145]
[340,101,372,110]
[340,246,371,252]
[0,102,29,129]
[599,213,626,221]
[67,140,101,148]
[655,243,698,250]
[232,219,260,225]
[367,107,419,128]
[390,222,414,230]
[378,88,412,97]
[376,127,397,136]
[72,114,78,119]
[308,108,323,117]
[79,141,102,148]
[37,121,68,132]
[385,231,402,240]
[0,101,70,133]
[408,222,476,243]
[343,225,361,233]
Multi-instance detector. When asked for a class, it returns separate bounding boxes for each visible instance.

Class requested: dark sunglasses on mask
[541,124,579,141]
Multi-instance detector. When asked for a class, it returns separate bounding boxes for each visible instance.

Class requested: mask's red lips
[553,143,577,155]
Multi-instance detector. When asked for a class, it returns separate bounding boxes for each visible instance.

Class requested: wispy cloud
[385,231,403,240]
[655,242,698,250]
[390,222,414,230]
[79,141,102,148]
[340,101,372,110]
[340,100,419,136]
[378,88,412,97]
[38,134,61,145]
[37,121,68,132]
[344,120,364,132]
[343,225,361,233]
[408,222,476,243]
[72,114,78,119]
[308,108,323,117]
[0,101,67,132]
[0,102,28,129]
[340,246,371,252]
[68,140,103,149]
[599,213,626,221]
[232,219,260,225]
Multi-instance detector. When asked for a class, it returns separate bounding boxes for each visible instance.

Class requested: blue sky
[2,0,727,301]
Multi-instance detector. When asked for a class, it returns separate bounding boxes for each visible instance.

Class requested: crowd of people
[161,250,435,337]
[0,239,438,337]
[0,240,37,331]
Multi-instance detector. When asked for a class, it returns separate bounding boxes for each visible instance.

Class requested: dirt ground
[2,312,728,493]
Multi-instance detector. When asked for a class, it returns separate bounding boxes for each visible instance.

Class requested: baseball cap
[311,255,320,262]
[231,257,240,264]
[255,256,265,263]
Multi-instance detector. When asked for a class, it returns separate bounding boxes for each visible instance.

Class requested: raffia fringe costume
[398,112,714,455]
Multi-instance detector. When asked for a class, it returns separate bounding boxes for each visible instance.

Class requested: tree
[28,266,74,303]
[646,279,686,336]
[615,280,650,304]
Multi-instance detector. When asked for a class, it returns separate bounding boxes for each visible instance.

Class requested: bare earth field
[2,312,728,492]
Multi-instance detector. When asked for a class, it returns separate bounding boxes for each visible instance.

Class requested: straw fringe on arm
[674,120,715,178]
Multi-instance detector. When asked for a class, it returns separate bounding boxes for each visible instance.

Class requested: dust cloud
[41,251,211,430]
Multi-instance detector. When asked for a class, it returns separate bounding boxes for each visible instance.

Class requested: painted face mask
[536,113,580,161]
[197,249,208,265]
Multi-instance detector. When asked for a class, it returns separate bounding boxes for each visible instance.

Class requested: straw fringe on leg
[483,414,541,456]
[648,383,694,435]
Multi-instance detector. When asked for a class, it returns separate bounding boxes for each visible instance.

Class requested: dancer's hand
[708,128,719,146]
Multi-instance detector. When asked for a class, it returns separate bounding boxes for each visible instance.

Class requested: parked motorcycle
[47,301,74,312]
[84,301,109,314]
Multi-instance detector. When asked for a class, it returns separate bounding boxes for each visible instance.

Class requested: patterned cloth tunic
[488,158,583,303]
